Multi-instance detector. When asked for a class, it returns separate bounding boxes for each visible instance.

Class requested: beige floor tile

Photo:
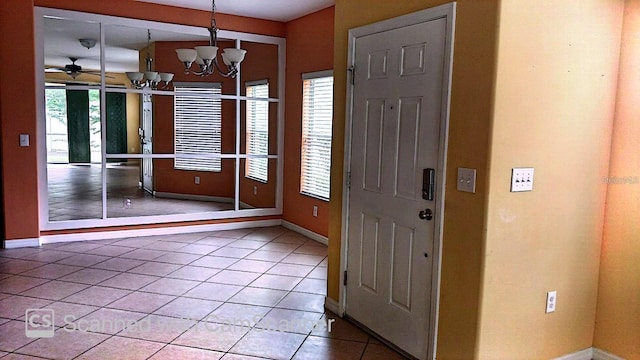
[154,297,222,320]
[292,278,327,295]
[128,262,181,277]
[207,303,271,326]
[292,336,367,360]
[63,286,132,307]
[2,354,50,360]
[184,282,243,302]
[76,335,164,360]
[176,244,220,255]
[245,250,289,262]
[153,252,202,265]
[20,263,83,280]
[221,354,266,360]
[58,268,120,285]
[227,259,276,273]
[267,263,314,277]
[87,245,136,257]
[149,344,224,360]
[307,266,328,280]
[75,307,146,334]
[172,322,250,352]
[20,280,88,300]
[140,277,200,296]
[21,250,74,263]
[166,265,220,281]
[229,328,306,360]
[228,287,287,307]
[276,292,325,312]
[91,257,145,271]
[256,308,323,334]
[119,248,167,261]
[271,234,308,245]
[227,240,267,250]
[281,253,326,267]
[196,237,237,247]
[212,247,255,259]
[56,253,110,267]
[0,320,37,352]
[207,270,261,286]
[117,314,195,343]
[259,242,299,253]
[98,272,161,290]
[190,256,239,269]
[0,296,52,319]
[142,240,188,251]
[293,244,328,256]
[0,276,50,294]
[26,301,99,327]
[17,328,109,359]
[210,229,253,239]
[248,274,302,291]
[107,291,175,313]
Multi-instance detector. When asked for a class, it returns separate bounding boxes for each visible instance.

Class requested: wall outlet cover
[457,167,477,193]
[511,167,534,192]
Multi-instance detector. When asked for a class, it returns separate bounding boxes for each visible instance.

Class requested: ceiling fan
[45,57,112,79]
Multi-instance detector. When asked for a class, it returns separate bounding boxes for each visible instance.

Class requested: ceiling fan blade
[81,70,116,79]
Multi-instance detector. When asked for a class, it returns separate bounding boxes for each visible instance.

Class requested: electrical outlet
[313,205,318,217]
[19,134,30,147]
[511,167,534,192]
[123,197,133,209]
[194,176,200,185]
[546,291,557,313]
[457,168,476,193]
[253,186,257,195]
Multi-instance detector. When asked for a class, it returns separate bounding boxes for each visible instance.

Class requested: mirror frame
[35,7,285,231]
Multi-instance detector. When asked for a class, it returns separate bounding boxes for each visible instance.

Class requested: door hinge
[343,270,348,286]
[346,171,351,189]
[348,66,355,85]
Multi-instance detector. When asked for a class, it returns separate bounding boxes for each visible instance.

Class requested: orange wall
[593,0,640,358]
[282,7,334,237]
[1,0,40,240]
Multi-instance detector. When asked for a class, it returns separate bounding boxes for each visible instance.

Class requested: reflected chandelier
[175,0,247,78]
[126,30,174,90]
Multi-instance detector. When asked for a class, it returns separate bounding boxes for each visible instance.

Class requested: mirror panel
[40,10,283,227]
[107,158,236,218]
[44,16,104,221]
[239,158,278,209]
[240,41,279,98]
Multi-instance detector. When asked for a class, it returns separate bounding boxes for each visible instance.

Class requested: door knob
[418,208,433,221]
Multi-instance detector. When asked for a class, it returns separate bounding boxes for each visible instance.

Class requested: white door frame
[338,3,456,359]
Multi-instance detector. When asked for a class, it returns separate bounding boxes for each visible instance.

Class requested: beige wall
[478,1,623,358]
[331,1,499,358]
[594,0,640,358]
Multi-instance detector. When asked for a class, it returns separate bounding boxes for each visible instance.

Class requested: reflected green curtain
[105,92,127,162]
[65,89,90,163]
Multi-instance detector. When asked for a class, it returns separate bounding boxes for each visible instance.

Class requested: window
[174,83,222,172]
[301,71,333,200]
[245,81,269,182]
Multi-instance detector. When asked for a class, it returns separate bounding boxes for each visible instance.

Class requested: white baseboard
[324,296,343,316]
[593,348,626,360]
[40,219,281,244]
[281,220,328,245]
[154,192,233,203]
[554,347,625,360]
[554,348,593,360]
[3,237,41,249]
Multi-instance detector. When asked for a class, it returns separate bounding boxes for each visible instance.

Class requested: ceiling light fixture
[175,0,247,78]
[126,30,174,90]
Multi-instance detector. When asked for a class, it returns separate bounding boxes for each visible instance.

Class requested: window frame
[300,70,334,201]
[245,80,270,183]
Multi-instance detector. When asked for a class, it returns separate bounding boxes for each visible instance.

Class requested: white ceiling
[135,0,334,22]
[44,1,333,77]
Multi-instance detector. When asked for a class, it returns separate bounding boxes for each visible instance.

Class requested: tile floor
[0,226,407,359]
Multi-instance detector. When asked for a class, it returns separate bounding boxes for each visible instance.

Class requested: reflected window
[300,72,333,200]
[245,80,269,182]
[174,83,222,172]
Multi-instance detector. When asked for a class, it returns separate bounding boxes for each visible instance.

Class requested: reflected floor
[47,164,234,221]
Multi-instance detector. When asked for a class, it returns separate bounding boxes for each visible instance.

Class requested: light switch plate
[546,290,557,313]
[19,134,30,147]
[511,167,534,192]
[457,168,476,193]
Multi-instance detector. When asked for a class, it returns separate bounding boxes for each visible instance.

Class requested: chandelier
[126,30,174,90]
[175,0,247,78]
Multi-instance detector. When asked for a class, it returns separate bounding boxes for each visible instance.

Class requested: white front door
[345,6,453,359]
[141,94,153,193]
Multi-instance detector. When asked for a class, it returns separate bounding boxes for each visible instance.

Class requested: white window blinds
[174,83,222,172]
[245,81,269,182]
[301,72,333,200]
